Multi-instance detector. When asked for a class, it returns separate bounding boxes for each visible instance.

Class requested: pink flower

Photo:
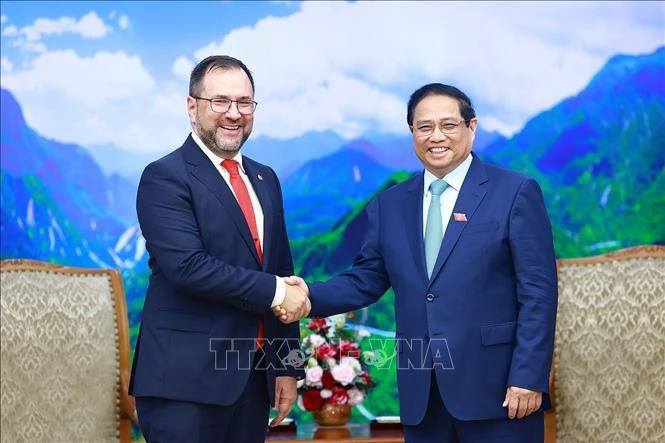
[308,334,325,348]
[340,356,361,372]
[305,366,323,385]
[347,388,365,406]
[331,362,356,386]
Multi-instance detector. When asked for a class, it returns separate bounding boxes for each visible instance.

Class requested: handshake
[272,276,310,324]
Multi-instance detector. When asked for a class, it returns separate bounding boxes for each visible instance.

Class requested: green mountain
[483,46,665,257]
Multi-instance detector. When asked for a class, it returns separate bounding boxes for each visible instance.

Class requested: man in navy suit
[130,55,309,442]
[279,84,558,442]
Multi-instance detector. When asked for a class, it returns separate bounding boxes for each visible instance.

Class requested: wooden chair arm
[120,370,138,424]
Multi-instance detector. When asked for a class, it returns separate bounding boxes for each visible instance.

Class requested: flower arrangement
[297,314,375,412]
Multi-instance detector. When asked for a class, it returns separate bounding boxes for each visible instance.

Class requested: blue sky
[1,1,663,155]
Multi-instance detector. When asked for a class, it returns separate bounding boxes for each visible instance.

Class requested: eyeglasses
[192,96,258,115]
[411,118,470,137]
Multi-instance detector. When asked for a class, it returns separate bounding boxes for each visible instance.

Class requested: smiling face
[411,94,477,178]
[187,67,254,159]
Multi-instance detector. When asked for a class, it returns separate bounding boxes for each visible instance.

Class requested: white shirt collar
[423,153,473,194]
[191,130,246,174]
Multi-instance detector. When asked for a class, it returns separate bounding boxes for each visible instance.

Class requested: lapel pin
[257,174,263,181]
[453,212,468,222]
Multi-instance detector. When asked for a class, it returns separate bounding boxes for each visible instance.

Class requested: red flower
[339,341,360,358]
[321,371,336,389]
[360,371,373,386]
[307,318,330,333]
[330,386,349,405]
[316,343,338,360]
[302,389,324,411]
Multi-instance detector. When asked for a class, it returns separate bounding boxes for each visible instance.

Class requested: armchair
[546,245,665,442]
[0,259,135,442]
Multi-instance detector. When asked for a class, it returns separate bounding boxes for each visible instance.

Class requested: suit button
[426,293,435,302]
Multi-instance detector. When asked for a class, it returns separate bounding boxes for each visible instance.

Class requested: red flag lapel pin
[453,212,468,222]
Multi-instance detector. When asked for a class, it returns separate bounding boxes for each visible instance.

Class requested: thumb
[502,388,510,407]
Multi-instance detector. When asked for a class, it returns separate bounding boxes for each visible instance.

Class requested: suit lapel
[404,173,430,286]
[243,159,273,271]
[428,156,488,286]
[184,138,261,266]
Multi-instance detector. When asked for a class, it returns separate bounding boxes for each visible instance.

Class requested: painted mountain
[0,88,148,333]
[483,46,665,256]
[283,142,394,239]
[0,88,144,267]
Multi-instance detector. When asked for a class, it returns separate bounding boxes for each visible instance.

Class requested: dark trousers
[136,353,270,443]
[403,371,544,443]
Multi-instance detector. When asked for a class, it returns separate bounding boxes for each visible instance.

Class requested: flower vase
[312,403,352,427]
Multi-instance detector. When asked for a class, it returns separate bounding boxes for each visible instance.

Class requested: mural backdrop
[1,0,664,422]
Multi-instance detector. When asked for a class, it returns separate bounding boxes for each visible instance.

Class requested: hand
[272,276,310,323]
[269,376,297,427]
[502,386,542,419]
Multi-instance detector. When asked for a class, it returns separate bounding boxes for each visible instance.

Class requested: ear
[186,96,197,124]
[468,118,478,134]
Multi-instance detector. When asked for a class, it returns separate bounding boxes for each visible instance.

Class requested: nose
[225,101,242,119]
[429,124,447,141]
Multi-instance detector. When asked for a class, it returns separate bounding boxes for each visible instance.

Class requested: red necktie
[221,159,264,348]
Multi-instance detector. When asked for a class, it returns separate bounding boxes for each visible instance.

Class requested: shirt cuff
[271,276,286,308]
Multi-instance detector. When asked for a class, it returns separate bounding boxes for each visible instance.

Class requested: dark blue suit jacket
[129,135,302,407]
[309,154,557,425]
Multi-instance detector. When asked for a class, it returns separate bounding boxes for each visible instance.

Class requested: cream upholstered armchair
[545,245,665,442]
[0,259,135,442]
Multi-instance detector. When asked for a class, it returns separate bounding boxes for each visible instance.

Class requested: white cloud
[3,50,154,102]
[108,11,117,20]
[193,1,664,138]
[3,25,18,36]
[1,0,661,157]
[11,38,47,54]
[1,14,7,25]
[0,50,179,153]
[1,57,13,73]
[19,11,110,42]
[171,56,194,81]
[118,15,129,30]
[254,72,405,140]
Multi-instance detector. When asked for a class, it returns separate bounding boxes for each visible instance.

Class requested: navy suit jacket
[129,135,302,407]
[309,154,557,425]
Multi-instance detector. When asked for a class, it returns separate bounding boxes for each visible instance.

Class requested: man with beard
[129,55,309,442]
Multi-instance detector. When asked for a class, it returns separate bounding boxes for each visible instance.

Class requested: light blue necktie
[425,179,448,278]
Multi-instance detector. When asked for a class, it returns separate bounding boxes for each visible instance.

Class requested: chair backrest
[0,259,133,442]
[554,245,665,442]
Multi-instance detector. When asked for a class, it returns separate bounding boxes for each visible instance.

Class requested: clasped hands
[272,276,310,323]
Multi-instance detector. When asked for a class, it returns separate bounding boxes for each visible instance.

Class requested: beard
[197,122,250,158]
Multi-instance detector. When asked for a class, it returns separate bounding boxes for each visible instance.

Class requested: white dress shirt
[422,154,473,239]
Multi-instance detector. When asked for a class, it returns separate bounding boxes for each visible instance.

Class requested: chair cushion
[1,268,121,441]
[555,248,665,442]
